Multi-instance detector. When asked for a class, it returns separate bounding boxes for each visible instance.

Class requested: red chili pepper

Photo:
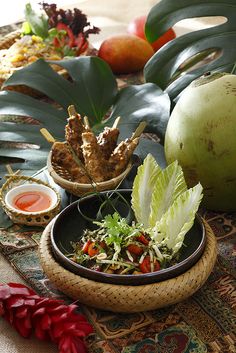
[56,22,75,48]
[137,233,149,245]
[127,244,143,256]
[75,33,88,55]
[139,256,160,273]
[82,240,92,254]
[53,37,61,48]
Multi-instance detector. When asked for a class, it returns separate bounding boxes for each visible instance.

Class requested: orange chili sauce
[13,191,51,212]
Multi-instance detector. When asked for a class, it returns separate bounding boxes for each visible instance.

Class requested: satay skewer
[40,128,90,184]
[107,121,146,178]
[65,105,87,160]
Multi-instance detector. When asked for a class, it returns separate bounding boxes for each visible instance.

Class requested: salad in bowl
[51,154,205,285]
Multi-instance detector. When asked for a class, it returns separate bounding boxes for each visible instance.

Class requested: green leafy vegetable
[131,155,203,257]
[132,156,187,228]
[131,154,161,228]
[156,183,203,255]
[95,212,140,260]
[24,3,48,39]
[149,161,187,227]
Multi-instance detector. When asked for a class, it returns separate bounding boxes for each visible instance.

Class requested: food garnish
[23,3,100,56]
[68,154,203,274]
[0,3,100,81]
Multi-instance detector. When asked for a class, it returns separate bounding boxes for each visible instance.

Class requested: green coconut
[164,72,236,211]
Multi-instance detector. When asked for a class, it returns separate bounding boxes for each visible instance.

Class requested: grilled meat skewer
[97,127,120,160]
[109,137,139,177]
[81,131,109,182]
[65,113,88,160]
[51,141,90,183]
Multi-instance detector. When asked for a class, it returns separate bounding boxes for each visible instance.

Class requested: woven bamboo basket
[39,219,218,313]
[0,174,61,226]
[0,30,21,50]
[47,151,133,197]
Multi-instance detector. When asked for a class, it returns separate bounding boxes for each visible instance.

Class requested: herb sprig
[22,2,100,56]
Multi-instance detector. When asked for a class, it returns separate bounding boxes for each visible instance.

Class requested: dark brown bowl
[51,190,206,285]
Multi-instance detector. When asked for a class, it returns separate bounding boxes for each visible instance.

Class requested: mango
[98,34,154,74]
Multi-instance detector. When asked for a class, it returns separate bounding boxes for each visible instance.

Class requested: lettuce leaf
[131,154,161,227]
[156,183,203,255]
[149,161,187,227]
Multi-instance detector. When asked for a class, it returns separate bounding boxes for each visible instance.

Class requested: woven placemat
[39,218,217,313]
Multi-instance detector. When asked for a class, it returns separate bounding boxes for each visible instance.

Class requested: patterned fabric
[0,206,236,353]
[0,24,235,353]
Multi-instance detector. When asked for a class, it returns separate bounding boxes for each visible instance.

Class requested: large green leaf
[3,57,118,125]
[108,83,170,143]
[3,60,80,110]
[144,0,236,100]
[49,57,119,124]
[0,91,66,137]
[0,56,169,177]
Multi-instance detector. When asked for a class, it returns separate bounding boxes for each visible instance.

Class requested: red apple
[127,15,176,52]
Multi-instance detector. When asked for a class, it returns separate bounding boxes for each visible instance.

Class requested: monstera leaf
[144,0,236,100]
[0,56,170,178]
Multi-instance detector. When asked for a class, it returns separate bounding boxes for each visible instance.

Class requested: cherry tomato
[127,15,176,52]
[127,244,143,256]
[137,233,149,245]
[139,256,160,273]
[87,242,99,257]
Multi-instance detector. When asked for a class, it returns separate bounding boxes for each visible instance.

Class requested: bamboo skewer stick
[131,121,147,140]
[112,116,121,129]
[83,116,90,129]
[4,164,21,178]
[68,104,90,130]
[5,164,14,175]
[68,105,77,117]
[40,128,56,144]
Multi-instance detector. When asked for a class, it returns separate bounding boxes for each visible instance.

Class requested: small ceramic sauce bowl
[5,183,58,215]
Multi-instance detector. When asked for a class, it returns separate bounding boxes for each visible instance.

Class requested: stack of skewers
[42,106,145,196]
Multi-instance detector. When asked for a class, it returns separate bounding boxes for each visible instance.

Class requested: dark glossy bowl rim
[51,189,206,285]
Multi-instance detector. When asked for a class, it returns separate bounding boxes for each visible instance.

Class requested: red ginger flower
[0,283,93,353]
